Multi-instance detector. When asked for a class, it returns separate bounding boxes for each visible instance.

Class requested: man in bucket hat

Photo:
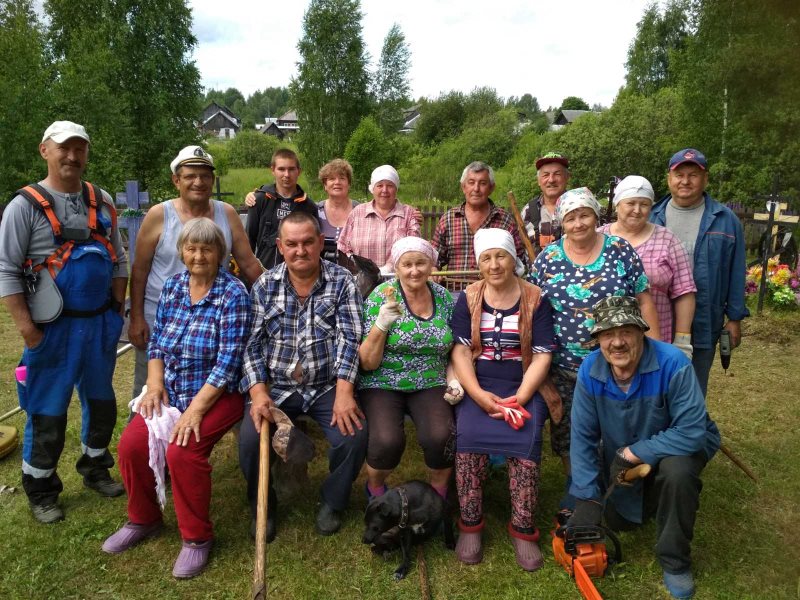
[566,296,720,599]
[0,120,129,523]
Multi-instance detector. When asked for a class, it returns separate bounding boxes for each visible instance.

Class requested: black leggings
[360,387,453,471]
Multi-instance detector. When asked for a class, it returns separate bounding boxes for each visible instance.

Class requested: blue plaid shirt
[240,260,363,410]
[149,269,252,412]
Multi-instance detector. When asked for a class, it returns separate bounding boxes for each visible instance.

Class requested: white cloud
[188,0,649,108]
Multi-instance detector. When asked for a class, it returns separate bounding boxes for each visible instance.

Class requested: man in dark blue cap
[649,149,748,396]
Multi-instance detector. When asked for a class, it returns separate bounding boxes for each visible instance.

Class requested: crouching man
[567,296,720,599]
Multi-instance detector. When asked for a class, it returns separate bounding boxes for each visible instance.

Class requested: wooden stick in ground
[720,441,758,482]
[252,423,271,600]
[506,191,538,264]
[417,546,431,600]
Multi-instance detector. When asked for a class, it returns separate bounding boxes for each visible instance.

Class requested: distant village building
[200,102,241,138]
[275,110,299,136]
[549,109,599,131]
[400,105,421,134]
[256,118,286,140]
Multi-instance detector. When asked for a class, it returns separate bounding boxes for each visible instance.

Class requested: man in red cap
[521,152,571,255]
[649,148,748,396]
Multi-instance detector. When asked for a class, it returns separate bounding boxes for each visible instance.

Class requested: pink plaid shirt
[600,223,696,342]
[337,200,420,268]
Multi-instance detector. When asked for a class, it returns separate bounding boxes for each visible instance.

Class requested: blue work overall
[17,239,124,506]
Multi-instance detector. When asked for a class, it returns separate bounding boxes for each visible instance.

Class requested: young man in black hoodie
[245,148,319,268]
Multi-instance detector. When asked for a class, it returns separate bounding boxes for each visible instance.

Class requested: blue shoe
[663,569,695,599]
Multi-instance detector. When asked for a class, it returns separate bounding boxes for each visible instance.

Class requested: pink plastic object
[15,366,27,385]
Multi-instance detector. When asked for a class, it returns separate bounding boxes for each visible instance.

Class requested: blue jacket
[570,339,720,523]
[650,193,749,348]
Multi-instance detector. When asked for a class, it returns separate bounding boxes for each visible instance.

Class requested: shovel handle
[252,422,270,599]
[623,463,652,482]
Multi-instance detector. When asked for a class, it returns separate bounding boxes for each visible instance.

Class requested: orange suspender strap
[19,185,62,237]
[82,181,118,264]
[82,181,98,231]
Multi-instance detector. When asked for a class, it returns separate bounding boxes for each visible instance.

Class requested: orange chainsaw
[552,463,652,600]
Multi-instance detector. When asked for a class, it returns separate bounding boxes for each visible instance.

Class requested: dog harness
[397,486,409,529]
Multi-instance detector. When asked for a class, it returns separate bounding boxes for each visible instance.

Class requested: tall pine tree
[372,23,411,133]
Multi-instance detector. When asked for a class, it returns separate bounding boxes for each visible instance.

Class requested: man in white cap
[128,144,263,399]
[649,148,748,396]
[431,161,526,291]
[0,120,129,523]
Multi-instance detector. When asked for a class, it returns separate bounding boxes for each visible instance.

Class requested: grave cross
[116,180,150,266]
[752,177,798,314]
[212,177,235,203]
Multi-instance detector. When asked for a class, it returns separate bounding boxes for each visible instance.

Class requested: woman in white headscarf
[337,165,420,271]
[448,228,556,572]
[598,175,695,353]
[358,237,457,502]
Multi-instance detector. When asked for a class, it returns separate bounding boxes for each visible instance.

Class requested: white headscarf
[368,165,400,194]
[473,228,525,277]
[389,237,438,272]
[555,187,601,221]
[613,175,655,205]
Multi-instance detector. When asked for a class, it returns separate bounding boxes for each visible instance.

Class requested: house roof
[278,110,297,122]
[202,110,239,128]
[556,109,593,124]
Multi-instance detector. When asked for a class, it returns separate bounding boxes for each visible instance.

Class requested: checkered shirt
[336,200,420,267]
[148,270,252,412]
[430,200,527,290]
[240,259,364,410]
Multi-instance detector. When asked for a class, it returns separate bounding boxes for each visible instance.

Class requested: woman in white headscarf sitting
[337,165,420,272]
[358,237,457,502]
[448,228,556,572]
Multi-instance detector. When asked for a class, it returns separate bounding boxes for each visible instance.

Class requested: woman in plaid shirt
[103,218,252,579]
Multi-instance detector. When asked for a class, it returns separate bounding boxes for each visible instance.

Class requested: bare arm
[226,203,264,285]
[637,290,661,341]
[515,352,553,406]
[451,344,502,416]
[672,292,695,338]
[128,204,164,349]
[169,382,225,446]
[358,325,388,371]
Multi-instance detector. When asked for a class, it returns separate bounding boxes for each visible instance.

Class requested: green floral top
[359,279,455,391]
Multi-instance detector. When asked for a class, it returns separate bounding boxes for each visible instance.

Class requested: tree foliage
[344,116,392,195]
[226,130,281,169]
[372,23,411,133]
[290,0,371,174]
[0,0,51,197]
[559,96,591,111]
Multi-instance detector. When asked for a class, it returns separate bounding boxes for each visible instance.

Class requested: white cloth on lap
[129,385,181,509]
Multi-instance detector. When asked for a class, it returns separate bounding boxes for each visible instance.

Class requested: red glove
[496,396,531,430]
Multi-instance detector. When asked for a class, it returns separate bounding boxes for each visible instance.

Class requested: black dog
[362,480,455,581]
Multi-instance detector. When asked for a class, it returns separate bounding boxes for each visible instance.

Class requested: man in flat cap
[567,296,720,599]
[521,152,571,255]
[128,145,263,400]
[650,148,748,396]
[0,120,129,523]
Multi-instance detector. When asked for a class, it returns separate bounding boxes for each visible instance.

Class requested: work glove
[496,396,531,430]
[672,333,693,360]
[609,447,639,487]
[566,499,603,529]
[443,379,464,405]
[375,301,402,332]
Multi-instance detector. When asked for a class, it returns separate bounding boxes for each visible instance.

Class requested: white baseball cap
[170,145,215,174]
[41,121,90,144]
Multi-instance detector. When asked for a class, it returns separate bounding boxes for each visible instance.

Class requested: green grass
[1,305,799,599]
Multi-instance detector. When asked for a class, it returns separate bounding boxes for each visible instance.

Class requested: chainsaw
[552,463,652,600]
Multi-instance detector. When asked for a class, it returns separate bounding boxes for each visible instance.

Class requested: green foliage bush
[227,131,281,169]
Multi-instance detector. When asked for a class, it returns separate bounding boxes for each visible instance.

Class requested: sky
[188,0,651,110]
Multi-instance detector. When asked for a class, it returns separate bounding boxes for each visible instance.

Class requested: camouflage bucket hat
[269,406,315,464]
[588,296,650,338]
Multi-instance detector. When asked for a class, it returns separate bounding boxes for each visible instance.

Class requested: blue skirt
[455,359,547,461]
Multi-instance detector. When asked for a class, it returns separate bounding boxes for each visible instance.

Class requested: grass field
[0,304,798,599]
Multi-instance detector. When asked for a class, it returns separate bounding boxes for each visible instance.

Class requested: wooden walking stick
[252,423,271,600]
[507,191,538,264]
[719,441,758,482]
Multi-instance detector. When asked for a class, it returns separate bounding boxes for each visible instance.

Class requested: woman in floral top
[529,187,659,509]
[358,237,456,502]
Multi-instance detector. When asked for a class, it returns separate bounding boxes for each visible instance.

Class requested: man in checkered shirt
[430,161,527,292]
[238,211,367,539]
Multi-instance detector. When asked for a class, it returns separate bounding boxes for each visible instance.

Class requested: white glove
[673,333,693,360]
[443,379,464,405]
[375,301,402,332]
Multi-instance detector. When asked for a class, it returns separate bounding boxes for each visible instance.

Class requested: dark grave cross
[116,180,150,266]
[212,177,235,203]
[752,176,798,314]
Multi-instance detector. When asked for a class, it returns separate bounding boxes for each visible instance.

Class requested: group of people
[0,120,748,599]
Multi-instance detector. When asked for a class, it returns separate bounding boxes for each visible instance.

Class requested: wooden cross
[212,177,235,203]
[116,180,150,265]
[751,177,798,313]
